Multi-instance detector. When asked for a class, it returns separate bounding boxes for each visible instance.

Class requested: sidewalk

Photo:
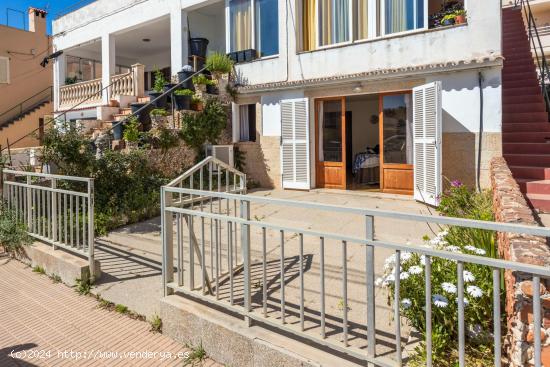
[0,258,220,367]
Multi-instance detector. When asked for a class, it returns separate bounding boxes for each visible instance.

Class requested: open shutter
[413,81,442,206]
[281,98,310,189]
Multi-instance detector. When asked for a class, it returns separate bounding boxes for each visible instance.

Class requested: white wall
[259,90,305,137]
[188,9,226,54]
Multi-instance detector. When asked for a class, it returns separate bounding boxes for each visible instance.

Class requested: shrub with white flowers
[377,230,497,361]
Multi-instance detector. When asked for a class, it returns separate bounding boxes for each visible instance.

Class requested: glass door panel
[382,94,413,164]
[319,100,343,162]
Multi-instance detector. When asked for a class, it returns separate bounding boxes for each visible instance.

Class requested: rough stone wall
[236,137,281,189]
[491,157,550,366]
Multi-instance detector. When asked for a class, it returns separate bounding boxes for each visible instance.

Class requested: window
[228,0,279,56]
[383,0,424,35]
[255,0,279,56]
[239,104,257,142]
[319,0,350,46]
[356,0,369,39]
[0,57,10,84]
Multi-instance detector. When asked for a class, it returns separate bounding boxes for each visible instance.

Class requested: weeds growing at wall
[0,201,32,257]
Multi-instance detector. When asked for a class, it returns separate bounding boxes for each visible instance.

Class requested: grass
[183,343,207,366]
[75,277,91,295]
[407,344,494,367]
[149,314,162,333]
[49,274,62,283]
[114,304,129,314]
[32,265,45,274]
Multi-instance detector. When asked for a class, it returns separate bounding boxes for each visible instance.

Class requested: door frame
[314,97,347,189]
[378,91,414,195]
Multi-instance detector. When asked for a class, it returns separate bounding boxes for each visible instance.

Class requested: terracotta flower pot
[455,15,466,24]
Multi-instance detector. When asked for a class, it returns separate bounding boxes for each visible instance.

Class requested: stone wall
[236,137,281,189]
[491,157,550,366]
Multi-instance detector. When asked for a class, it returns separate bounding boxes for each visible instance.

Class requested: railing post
[51,178,57,247]
[240,198,251,326]
[162,186,175,296]
[132,64,145,97]
[365,215,376,365]
[26,175,32,231]
[87,179,95,281]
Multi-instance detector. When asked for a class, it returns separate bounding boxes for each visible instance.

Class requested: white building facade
[52,0,503,202]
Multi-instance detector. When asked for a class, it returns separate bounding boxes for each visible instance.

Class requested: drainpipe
[476,71,484,192]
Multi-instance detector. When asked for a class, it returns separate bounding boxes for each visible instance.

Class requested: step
[505,153,550,167]
[503,45,532,53]
[503,86,543,97]
[503,64,537,74]
[137,96,150,103]
[519,179,550,195]
[503,102,547,114]
[503,94,543,105]
[503,79,541,89]
[503,71,538,81]
[526,193,550,213]
[504,142,550,154]
[502,122,550,132]
[504,58,537,67]
[503,112,549,124]
[510,165,550,180]
[503,132,550,143]
[119,108,132,115]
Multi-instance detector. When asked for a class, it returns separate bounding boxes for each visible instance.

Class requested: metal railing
[2,169,95,277]
[515,0,550,113]
[0,86,53,129]
[161,187,550,367]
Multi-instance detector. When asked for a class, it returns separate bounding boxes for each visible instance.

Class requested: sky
[0,0,84,34]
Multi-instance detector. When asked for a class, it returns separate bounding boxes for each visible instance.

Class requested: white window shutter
[0,57,9,84]
[281,98,310,189]
[413,81,442,206]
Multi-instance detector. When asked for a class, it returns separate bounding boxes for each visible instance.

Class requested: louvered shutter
[413,81,442,206]
[281,98,310,189]
[0,57,9,84]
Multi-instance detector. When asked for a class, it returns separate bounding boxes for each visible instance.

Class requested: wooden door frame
[379,91,414,195]
[314,97,347,189]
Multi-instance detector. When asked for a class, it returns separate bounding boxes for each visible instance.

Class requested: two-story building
[52,0,503,205]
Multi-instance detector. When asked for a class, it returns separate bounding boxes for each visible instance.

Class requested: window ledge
[236,54,280,65]
[297,23,468,56]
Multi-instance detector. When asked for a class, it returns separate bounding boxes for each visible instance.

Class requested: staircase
[0,101,53,149]
[0,101,51,131]
[502,6,550,212]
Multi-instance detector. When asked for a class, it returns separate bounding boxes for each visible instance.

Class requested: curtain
[303,0,317,51]
[318,102,324,161]
[357,0,368,39]
[405,94,413,165]
[319,0,332,45]
[230,0,252,52]
[385,0,407,34]
[319,0,349,46]
[239,105,250,141]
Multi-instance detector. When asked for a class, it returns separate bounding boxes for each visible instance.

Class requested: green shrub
[123,116,141,143]
[192,74,213,86]
[0,201,32,257]
[149,314,162,333]
[153,68,167,93]
[150,108,168,117]
[114,304,128,314]
[174,89,195,96]
[205,52,234,76]
[180,98,228,153]
[378,182,499,365]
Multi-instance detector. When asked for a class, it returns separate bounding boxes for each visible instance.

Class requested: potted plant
[123,116,141,150]
[441,14,456,26]
[454,9,467,24]
[173,89,194,111]
[148,68,168,108]
[189,38,209,59]
[191,95,203,111]
[206,52,234,98]
[150,108,169,129]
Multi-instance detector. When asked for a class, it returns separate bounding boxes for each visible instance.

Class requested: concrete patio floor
[94,189,437,364]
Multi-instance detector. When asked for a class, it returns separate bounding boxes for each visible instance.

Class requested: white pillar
[232,102,240,143]
[53,52,66,112]
[101,33,116,104]
[170,9,188,74]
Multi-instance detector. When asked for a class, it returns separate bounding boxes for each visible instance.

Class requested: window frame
[0,56,11,84]
[226,0,280,59]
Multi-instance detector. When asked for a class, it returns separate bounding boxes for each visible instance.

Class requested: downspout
[476,71,484,192]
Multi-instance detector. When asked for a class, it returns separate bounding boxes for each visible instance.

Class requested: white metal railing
[2,170,95,277]
[59,78,102,109]
[161,186,550,367]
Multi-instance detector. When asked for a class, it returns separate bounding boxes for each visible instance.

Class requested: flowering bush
[377,182,499,365]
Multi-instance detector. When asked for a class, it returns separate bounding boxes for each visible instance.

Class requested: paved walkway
[0,258,220,367]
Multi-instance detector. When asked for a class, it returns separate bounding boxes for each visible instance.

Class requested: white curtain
[357,0,369,39]
[405,94,413,164]
[319,0,350,46]
[318,102,324,161]
[385,0,407,34]
[239,105,250,141]
[230,0,252,52]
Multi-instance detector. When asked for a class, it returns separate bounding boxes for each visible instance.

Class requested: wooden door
[379,92,414,195]
[315,98,347,189]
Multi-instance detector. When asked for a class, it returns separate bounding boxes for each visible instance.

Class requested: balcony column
[170,8,189,74]
[53,52,66,112]
[101,33,116,105]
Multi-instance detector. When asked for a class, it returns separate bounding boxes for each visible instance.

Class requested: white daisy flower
[385,274,395,283]
[441,282,457,294]
[438,230,449,237]
[401,298,412,310]
[445,245,461,253]
[409,265,423,275]
[400,251,412,262]
[475,248,486,256]
[375,277,384,287]
[467,285,483,298]
[463,271,475,282]
[400,272,410,280]
[464,245,477,252]
[456,298,470,307]
[433,294,449,308]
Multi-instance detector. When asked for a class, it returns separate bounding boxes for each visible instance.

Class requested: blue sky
[0,0,80,34]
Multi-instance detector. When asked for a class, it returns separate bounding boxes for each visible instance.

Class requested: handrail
[167,156,246,188]
[0,67,134,153]
[514,0,550,113]
[0,86,53,128]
